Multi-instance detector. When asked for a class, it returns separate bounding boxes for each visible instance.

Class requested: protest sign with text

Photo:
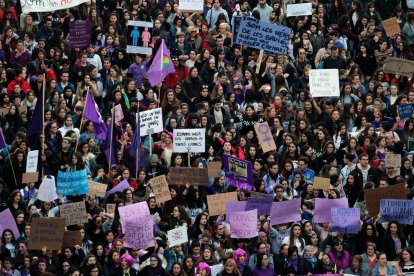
[139,108,163,136]
[223,155,253,191]
[57,169,88,196]
[330,208,360,234]
[207,192,238,216]
[88,181,108,198]
[380,199,414,224]
[314,198,349,223]
[59,202,88,226]
[365,184,407,215]
[309,69,340,97]
[26,150,38,172]
[150,175,172,203]
[69,20,91,49]
[398,104,413,119]
[287,3,312,17]
[229,209,258,238]
[383,57,414,77]
[173,129,206,153]
[167,226,189,247]
[28,217,65,250]
[21,0,88,13]
[179,0,203,11]
[169,167,209,186]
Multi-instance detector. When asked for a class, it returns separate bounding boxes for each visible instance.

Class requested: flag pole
[135,112,139,179]
[158,39,163,108]
[109,104,115,169]
[75,87,89,151]
[41,73,46,178]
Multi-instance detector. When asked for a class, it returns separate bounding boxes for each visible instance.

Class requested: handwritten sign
[223,155,253,191]
[119,202,153,249]
[167,226,189,247]
[88,181,108,198]
[107,204,116,214]
[246,197,273,216]
[309,69,340,97]
[313,177,331,190]
[57,169,88,196]
[208,161,221,178]
[382,17,401,37]
[380,199,414,224]
[150,175,172,203]
[69,20,91,49]
[26,150,38,172]
[226,201,247,222]
[254,122,276,153]
[384,57,414,78]
[37,176,58,202]
[207,192,238,216]
[287,3,312,17]
[114,104,124,123]
[229,209,258,238]
[270,198,302,225]
[62,231,82,248]
[22,172,39,184]
[236,17,291,54]
[126,20,153,55]
[330,208,360,234]
[28,217,65,250]
[139,108,163,136]
[385,153,402,168]
[21,0,88,13]
[365,184,407,215]
[169,167,209,186]
[179,0,203,11]
[398,104,413,119]
[0,209,20,239]
[173,128,206,153]
[59,202,88,226]
[314,198,348,223]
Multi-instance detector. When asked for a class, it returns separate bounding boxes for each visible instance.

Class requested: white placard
[37,176,58,202]
[167,226,188,247]
[309,69,340,97]
[179,0,204,11]
[173,128,206,153]
[211,264,224,276]
[21,0,88,13]
[287,3,312,17]
[26,150,39,173]
[139,108,163,136]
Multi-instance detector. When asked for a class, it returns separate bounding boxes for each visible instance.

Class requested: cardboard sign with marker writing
[169,167,209,186]
[150,175,172,203]
[88,181,108,198]
[385,153,401,168]
[254,121,276,153]
[384,57,414,77]
[59,202,88,226]
[208,162,221,178]
[28,217,65,250]
[62,231,83,247]
[382,17,401,37]
[313,177,330,190]
[365,183,407,215]
[207,192,238,216]
[22,172,39,183]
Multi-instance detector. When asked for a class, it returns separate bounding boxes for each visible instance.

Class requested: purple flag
[105,179,131,199]
[83,91,107,140]
[146,40,175,86]
[0,128,6,149]
[103,116,117,168]
[128,114,140,176]
[27,87,44,149]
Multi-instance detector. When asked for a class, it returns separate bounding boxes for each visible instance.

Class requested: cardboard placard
[88,181,108,198]
[313,177,331,190]
[59,202,88,226]
[28,217,65,250]
[384,57,414,78]
[62,231,83,248]
[365,184,407,216]
[385,153,402,168]
[207,192,238,216]
[22,172,39,183]
[169,167,209,186]
[150,175,172,203]
[106,204,116,214]
[254,121,276,153]
[382,17,401,37]
[207,162,221,178]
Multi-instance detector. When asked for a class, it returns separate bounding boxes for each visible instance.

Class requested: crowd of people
[1,0,414,275]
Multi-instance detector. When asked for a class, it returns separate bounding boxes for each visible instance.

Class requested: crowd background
[1,0,414,275]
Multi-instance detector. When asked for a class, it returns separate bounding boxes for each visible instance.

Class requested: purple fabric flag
[0,128,6,149]
[27,87,44,149]
[270,198,302,225]
[146,40,175,86]
[105,179,131,199]
[128,114,140,176]
[0,208,20,239]
[314,197,349,223]
[103,116,117,168]
[83,91,107,140]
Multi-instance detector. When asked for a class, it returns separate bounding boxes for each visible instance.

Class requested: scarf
[123,268,130,276]
[121,90,131,109]
[287,258,298,272]
[304,255,317,269]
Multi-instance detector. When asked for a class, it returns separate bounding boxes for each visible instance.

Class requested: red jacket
[7,77,31,96]
[165,65,188,89]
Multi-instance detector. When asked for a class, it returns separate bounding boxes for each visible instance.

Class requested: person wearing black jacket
[281,245,305,275]
[381,221,409,262]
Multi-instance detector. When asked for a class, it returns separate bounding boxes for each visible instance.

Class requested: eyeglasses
[299,52,306,55]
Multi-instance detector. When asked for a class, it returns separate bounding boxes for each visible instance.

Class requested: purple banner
[69,20,91,49]
[314,198,349,223]
[246,197,273,216]
[330,208,360,234]
[223,154,253,190]
[270,198,302,225]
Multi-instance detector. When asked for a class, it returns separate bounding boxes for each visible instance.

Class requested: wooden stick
[109,104,115,168]
[255,50,264,75]
[75,87,89,151]
[135,112,139,179]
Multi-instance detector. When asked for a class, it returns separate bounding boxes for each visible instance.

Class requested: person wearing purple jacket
[9,41,31,67]
[328,238,352,273]
[252,253,274,276]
